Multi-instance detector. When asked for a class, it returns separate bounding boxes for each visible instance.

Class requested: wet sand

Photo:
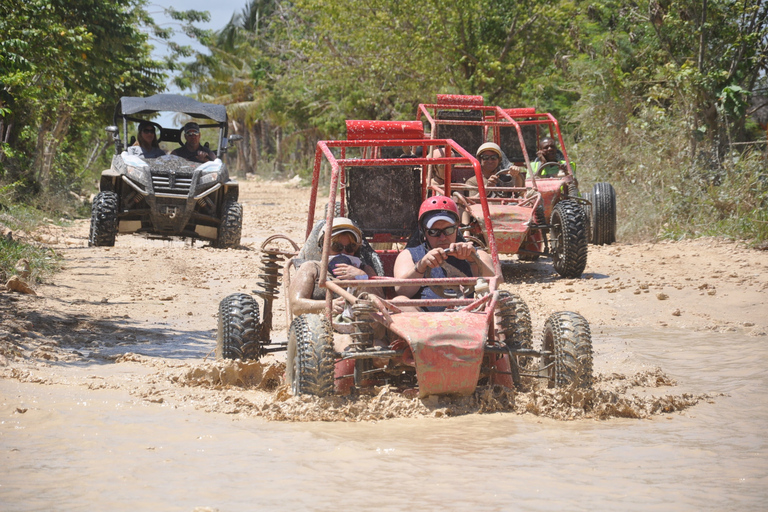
[1,178,767,510]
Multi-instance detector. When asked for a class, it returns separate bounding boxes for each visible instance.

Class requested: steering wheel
[425,262,476,299]
[536,161,562,176]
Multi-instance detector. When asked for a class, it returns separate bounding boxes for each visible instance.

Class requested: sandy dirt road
[1,177,767,419]
[3,177,768,511]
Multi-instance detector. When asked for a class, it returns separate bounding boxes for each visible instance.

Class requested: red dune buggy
[418,95,616,279]
[216,120,594,398]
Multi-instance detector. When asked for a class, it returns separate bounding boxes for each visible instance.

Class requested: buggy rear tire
[540,311,593,388]
[216,293,262,360]
[591,183,616,245]
[581,192,593,245]
[216,201,243,249]
[550,199,588,278]
[287,314,336,397]
[88,191,119,247]
[495,291,533,383]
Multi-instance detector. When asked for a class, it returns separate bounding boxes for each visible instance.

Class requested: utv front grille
[152,172,192,196]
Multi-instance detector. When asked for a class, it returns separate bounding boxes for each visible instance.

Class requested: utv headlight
[199,171,220,185]
[126,165,149,184]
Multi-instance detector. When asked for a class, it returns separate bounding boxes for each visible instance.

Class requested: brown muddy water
[2,327,767,512]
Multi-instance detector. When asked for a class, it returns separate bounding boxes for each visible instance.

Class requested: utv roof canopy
[115,94,228,124]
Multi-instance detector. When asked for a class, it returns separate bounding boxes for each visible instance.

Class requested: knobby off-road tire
[286,314,336,397]
[216,293,262,360]
[215,201,243,249]
[88,191,119,247]
[495,291,533,383]
[540,311,593,389]
[550,199,588,278]
[581,191,593,245]
[591,182,616,245]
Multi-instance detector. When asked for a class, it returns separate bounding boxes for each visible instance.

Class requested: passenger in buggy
[392,196,495,312]
[128,121,165,158]
[463,142,525,197]
[287,217,381,317]
[531,136,568,177]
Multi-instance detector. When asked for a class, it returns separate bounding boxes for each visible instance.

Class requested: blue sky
[147,1,246,80]
[143,1,245,124]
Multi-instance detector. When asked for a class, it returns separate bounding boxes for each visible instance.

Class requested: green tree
[0,0,211,199]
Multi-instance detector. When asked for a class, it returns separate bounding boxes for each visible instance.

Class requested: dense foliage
[0,0,209,205]
[180,0,766,242]
[1,0,766,244]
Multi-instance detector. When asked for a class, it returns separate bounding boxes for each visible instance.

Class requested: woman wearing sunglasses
[393,196,495,311]
[130,121,165,158]
[288,217,380,316]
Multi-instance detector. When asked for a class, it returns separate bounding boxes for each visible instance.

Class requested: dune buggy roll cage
[304,120,506,320]
[416,94,576,186]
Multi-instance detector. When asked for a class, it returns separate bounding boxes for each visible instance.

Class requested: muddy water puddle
[2,327,767,511]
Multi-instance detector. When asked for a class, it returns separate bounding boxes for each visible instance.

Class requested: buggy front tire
[287,314,336,397]
[216,293,262,360]
[550,199,588,278]
[216,201,243,249]
[88,191,119,247]
[495,291,533,370]
[540,311,593,389]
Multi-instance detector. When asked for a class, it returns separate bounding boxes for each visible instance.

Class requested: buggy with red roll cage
[216,120,594,398]
[418,95,616,279]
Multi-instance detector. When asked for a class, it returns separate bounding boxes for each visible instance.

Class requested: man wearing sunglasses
[393,196,495,311]
[288,217,381,317]
[171,122,216,163]
[464,142,525,198]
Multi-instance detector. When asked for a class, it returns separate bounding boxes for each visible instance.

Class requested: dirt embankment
[1,178,766,421]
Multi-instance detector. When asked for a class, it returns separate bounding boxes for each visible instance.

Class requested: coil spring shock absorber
[252,235,299,343]
[348,298,377,350]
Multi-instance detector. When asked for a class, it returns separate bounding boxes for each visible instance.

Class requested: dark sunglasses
[479,154,499,161]
[331,241,359,254]
[425,225,457,237]
[142,128,155,133]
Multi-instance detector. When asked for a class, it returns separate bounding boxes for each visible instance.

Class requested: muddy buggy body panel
[91,94,241,247]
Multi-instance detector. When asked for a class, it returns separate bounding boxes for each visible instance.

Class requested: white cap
[425,214,457,229]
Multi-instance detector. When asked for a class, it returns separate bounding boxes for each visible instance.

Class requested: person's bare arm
[288,263,344,316]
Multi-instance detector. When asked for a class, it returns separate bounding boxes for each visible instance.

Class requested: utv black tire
[286,314,336,397]
[88,191,119,247]
[495,291,533,377]
[591,182,616,245]
[540,311,593,388]
[216,293,262,360]
[216,201,243,249]
[550,199,588,278]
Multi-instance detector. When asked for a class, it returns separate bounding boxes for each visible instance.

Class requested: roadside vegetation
[1,0,766,282]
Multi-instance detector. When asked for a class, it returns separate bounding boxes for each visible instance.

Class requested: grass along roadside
[0,204,63,285]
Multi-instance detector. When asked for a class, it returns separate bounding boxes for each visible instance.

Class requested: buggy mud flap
[387,312,488,398]
[468,204,531,255]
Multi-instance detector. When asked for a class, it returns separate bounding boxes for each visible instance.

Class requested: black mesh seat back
[346,165,421,242]
[500,124,538,163]
[435,110,485,156]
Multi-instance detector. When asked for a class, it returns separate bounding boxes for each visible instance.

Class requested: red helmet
[418,195,459,224]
